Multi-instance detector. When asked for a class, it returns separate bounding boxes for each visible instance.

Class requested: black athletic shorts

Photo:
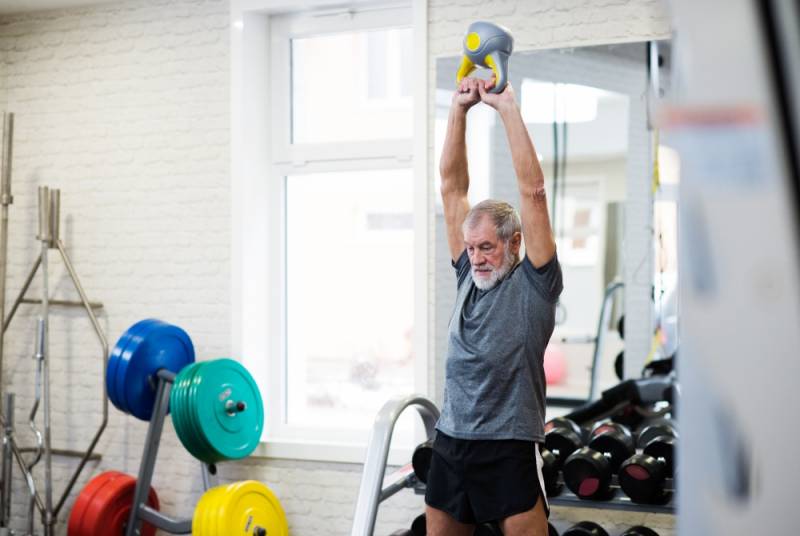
[424,431,549,525]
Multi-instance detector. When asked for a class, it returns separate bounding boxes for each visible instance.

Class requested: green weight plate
[186,362,218,462]
[194,359,264,461]
[173,362,214,462]
[170,364,191,454]
[186,363,219,463]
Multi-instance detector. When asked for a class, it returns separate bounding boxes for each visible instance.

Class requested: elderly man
[425,76,563,536]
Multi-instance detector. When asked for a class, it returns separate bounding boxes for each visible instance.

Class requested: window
[243,6,422,459]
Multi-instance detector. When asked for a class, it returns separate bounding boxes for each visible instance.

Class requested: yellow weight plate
[193,485,227,536]
[210,483,237,536]
[217,481,288,536]
[211,484,235,536]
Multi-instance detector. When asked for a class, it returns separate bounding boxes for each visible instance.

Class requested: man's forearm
[499,103,545,194]
[440,105,470,195]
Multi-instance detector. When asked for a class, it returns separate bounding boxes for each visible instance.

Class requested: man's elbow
[521,185,548,203]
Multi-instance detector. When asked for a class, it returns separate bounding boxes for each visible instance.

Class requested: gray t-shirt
[436,250,563,442]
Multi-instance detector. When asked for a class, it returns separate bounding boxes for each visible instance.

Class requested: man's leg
[425,504,476,536]
[498,496,548,536]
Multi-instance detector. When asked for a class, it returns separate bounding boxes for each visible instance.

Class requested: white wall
[0,0,672,534]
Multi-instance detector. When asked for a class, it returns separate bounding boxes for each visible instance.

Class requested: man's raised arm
[440,78,482,262]
[479,80,556,268]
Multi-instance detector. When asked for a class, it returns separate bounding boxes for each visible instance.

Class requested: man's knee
[499,497,548,536]
[425,505,475,536]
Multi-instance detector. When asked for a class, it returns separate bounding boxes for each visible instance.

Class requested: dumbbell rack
[351,395,440,536]
[548,476,675,514]
[124,368,216,536]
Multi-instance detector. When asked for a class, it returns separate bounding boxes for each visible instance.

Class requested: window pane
[291,28,413,144]
[286,169,415,428]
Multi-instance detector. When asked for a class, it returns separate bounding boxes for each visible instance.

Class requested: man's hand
[478,77,518,115]
[453,77,482,111]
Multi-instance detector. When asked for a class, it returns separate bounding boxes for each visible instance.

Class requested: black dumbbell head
[410,513,426,536]
[563,447,612,500]
[621,527,660,536]
[563,520,610,536]
[643,435,676,477]
[541,448,563,497]
[546,417,584,438]
[412,440,433,484]
[636,419,677,448]
[588,423,635,472]
[619,453,667,504]
[549,521,560,536]
[545,418,584,465]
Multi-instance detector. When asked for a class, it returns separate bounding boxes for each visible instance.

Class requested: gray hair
[462,199,521,241]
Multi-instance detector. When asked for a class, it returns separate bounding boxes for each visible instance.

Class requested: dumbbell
[543,417,587,496]
[544,417,585,468]
[619,420,677,504]
[562,521,609,536]
[549,522,560,536]
[620,527,660,536]
[636,419,677,451]
[412,440,433,484]
[563,422,634,500]
[541,447,562,496]
[410,513,426,536]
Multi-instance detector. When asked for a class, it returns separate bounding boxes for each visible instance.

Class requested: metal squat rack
[350,395,440,536]
[124,369,216,536]
[0,112,109,536]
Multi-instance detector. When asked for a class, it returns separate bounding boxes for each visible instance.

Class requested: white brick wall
[0,0,672,534]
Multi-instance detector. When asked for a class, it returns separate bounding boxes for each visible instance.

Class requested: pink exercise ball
[544,343,567,385]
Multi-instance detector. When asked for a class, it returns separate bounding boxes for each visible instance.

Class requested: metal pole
[588,281,625,401]
[52,240,109,518]
[26,319,45,534]
[125,369,174,536]
[37,186,53,535]
[49,189,59,248]
[3,255,41,333]
[0,113,13,414]
[0,393,13,527]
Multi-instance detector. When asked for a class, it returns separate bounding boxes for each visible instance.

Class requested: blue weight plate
[115,320,164,417]
[106,319,159,413]
[122,322,195,421]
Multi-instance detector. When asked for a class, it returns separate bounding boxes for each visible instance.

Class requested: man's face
[464,215,520,290]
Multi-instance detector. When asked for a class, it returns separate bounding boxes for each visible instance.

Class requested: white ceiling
[0,0,121,15]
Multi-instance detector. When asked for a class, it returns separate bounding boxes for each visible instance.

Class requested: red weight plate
[107,485,160,536]
[68,471,125,536]
[83,473,160,536]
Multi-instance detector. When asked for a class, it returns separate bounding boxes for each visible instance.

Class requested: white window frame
[230,0,429,464]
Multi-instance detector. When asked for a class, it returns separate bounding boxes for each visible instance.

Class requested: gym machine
[0,113,108,536]
[350,395,440,536]
[550,280,624,407]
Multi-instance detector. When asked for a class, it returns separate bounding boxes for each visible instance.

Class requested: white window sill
[250,439,415,466]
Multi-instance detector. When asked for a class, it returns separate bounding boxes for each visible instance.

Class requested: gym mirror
[434,42,675,404]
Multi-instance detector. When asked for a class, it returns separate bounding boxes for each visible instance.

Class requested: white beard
[471,247,517,290]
